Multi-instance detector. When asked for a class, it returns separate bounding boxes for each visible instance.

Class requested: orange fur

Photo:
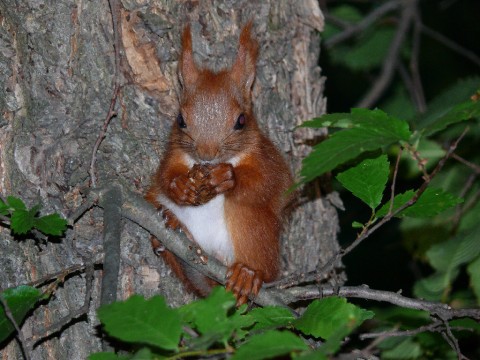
[146,23,292,305]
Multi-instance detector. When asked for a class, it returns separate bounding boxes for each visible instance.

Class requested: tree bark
[0,0,343,358]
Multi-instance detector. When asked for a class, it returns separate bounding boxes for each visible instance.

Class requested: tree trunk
[0,0,343,358]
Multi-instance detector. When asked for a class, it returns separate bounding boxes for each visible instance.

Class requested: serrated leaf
[6,196,26,211]
[415,77,480,134]
[414,270,458,301]
[376,188,463,218]
[97,295,181,351]
[423,98,480,136]
[180,287,253,343]
[414,228,480,301]
[294,297,374,340]
[231,330,308,360]
[300,109,410,183]
[249,306,295,331]
[0,285,42,343]
[427,228,480,272]
[10,209,36,235]
[381,337,422,359]
[467,256,480,304]
[34,213,68,236]
[336,155,390,209]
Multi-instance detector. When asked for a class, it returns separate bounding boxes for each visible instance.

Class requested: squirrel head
[172,23,260,164]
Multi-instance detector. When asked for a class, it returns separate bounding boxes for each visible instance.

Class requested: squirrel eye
[177,113,186,129]
[234,114,245,130]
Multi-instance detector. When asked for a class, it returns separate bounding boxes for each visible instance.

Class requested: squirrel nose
[196,143,219,162]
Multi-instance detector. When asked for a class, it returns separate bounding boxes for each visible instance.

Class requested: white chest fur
[157,193,234,265]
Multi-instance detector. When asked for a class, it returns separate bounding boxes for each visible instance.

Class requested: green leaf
[180,287,254,343]
[427,228,480,272]
[231,330,308,360]
[414,228,480,301]
[300,109,410,183]
[6,196,26,211]
[294,297,373,352]
[414,271,458,301]
[380,84,416,121]
[131,348,154,360]
[415,77,480,134]
[323,5,362,40]
[450,318,480,334]
[10,209,36,235]
[249,306,295,331]
[97,295,181,351]
[467,255,480,304]
[423,98,480,136]
[0,198,8,215]
[331,28,397,71]
[336,155,390,209]
[34,213,68,236]
[376,188,463,218]
[381,337,422,359]
[352,221,363,228]
[88,353,131,360]
[0,285,43,343]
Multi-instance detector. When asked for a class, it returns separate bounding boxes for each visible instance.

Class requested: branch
[357,0,416,108]
[325,0,402,48]
[89,186,290,309]
[285,285,480,321]
[99,185,123,307]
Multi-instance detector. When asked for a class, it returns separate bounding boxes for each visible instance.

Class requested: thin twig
[420,24,480,68]
[325,0,402,48]
[88,0,122,187]
[273,127,468,289]
[360,320,443,340]
[31,263,95,343]
[442,319,469,360]
[451,153,480,174]
[0,296,32,360]
[409,8,427,113]
[357,0,416,108]
[388,147,403,214]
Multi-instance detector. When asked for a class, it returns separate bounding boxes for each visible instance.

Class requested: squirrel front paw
[169,173,202,205]
[226,262,263,306]
[207,163,235,194]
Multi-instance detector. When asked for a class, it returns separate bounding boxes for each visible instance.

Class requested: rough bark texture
[0,0,343,358]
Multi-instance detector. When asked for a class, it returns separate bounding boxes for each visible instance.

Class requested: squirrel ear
[178,24,199,89]
[231,22,259,96]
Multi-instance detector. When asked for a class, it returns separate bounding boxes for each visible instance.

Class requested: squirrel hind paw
[225,262,263,306]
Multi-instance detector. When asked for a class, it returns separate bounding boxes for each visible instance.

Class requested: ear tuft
[178,24,199,89]
[231,21,259,96]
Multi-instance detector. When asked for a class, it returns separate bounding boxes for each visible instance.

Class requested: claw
[226,262,263,306]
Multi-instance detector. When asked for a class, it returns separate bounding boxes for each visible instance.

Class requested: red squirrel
[145,23,292,305]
